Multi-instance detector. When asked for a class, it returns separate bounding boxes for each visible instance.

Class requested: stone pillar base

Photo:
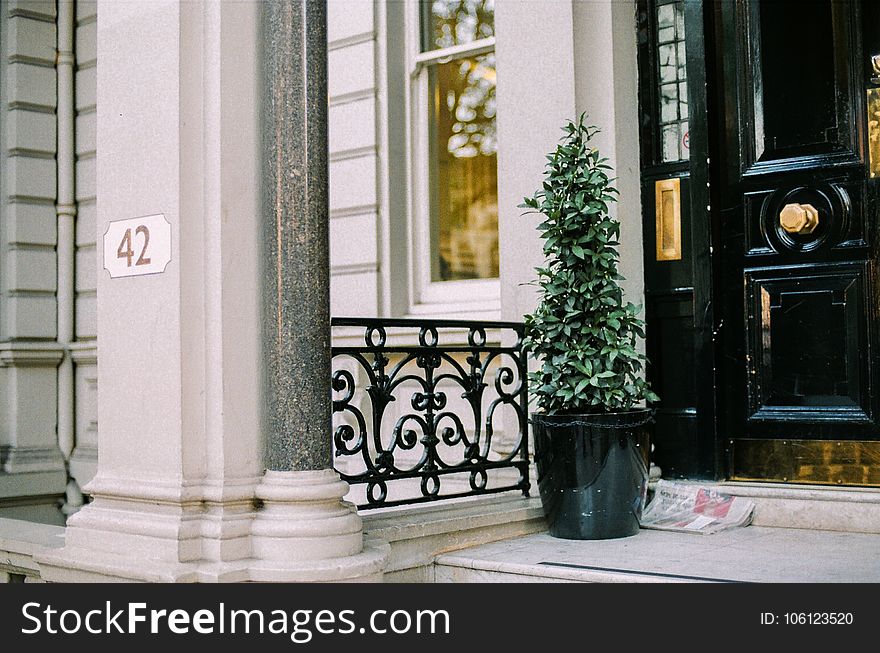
[250,469,388,582]
[248,537,389,583]
[35,470,389,582]
[35,474,251,582]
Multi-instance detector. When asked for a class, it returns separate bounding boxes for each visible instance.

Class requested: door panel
[745,263,870,419]
[743,0,860,167]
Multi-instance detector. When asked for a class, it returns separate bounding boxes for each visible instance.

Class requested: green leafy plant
[520,115,658,414]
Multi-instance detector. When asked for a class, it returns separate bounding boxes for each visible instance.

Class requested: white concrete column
[495,0,644,321]
[39,0,264,582]
[495,0,578,323]
[572,0,644,306]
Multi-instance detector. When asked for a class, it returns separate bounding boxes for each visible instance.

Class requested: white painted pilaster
[494,0,578,323]
[572,0,644,307]
[39,0,264,581]
[495,0,644,322]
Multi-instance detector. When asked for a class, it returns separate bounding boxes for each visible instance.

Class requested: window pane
[659,83,678,123]
[679,81,689,119]
[422,0,495,52]
[659,44,678,84]
[661,124,680,162]
[428,53,498,281]
[658,3,675,30]
[656,1,689,162]
[758,0,840,154]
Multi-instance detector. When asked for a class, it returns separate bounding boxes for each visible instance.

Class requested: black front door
[638,0,880,485]
[717,0,880,485]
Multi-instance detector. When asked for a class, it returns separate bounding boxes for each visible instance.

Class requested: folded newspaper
[641,481,755,535]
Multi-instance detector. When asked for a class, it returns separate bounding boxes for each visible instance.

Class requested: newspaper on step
[641,480,755,535]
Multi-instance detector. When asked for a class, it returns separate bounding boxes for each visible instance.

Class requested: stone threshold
[694,481,880,534]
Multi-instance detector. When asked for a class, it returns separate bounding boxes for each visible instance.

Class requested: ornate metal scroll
[331,317,530,509]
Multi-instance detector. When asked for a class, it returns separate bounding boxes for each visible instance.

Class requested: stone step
[434,525,880,583]
[697,482,880,534]
[434,555,717,583]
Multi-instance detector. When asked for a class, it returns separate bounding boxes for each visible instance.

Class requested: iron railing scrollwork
[331,317,530,509]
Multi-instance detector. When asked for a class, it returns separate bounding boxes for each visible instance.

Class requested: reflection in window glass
[656,1,689,162]
[422,0,495,52]
[428,53,499,281]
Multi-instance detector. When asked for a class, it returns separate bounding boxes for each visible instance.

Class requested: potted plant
[520,115,658,540]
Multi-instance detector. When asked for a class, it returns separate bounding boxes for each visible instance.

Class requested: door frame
[637,0,722,480]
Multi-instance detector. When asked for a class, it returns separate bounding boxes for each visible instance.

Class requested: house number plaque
[103,214,172,278]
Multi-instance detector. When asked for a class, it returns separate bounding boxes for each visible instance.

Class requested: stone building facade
[1,0,878,582]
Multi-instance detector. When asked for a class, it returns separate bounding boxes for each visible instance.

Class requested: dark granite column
[261,0,331,472]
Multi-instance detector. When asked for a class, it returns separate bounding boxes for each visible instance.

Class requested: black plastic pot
[532,409,652,540]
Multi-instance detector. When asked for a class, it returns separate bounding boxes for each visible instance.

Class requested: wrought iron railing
[331,317,530,509]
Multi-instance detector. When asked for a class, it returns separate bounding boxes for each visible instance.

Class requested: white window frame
[403,1,501,318]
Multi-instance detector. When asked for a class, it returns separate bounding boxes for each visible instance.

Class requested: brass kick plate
[655,178,682,261]
[869,88,880,179]
[731,439,880,487]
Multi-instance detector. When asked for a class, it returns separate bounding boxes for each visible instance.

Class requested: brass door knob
[779,203,819,234]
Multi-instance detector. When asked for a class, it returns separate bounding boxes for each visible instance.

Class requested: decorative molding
[7,289,56,298]
[331,324,505,349]
[7,7,56,23]
[6,242,57,252]
[328,31,376,53]
[8,55,55,68]
[68,340,97,365]
[329,144,378,163]
[249,470,388,582]
[36,469,389,583]
[82,473,262,506]
[6,101,56,115]
[68,445,97,489]
[25,494,551,582]
[0,445,66,476]
[329,88,376,107]
[6,197,56,207]
[330,203,378,219]
[330,262,378,276]
[0,342,64,367]
[406,297,503,321]
[7,148,56,159]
